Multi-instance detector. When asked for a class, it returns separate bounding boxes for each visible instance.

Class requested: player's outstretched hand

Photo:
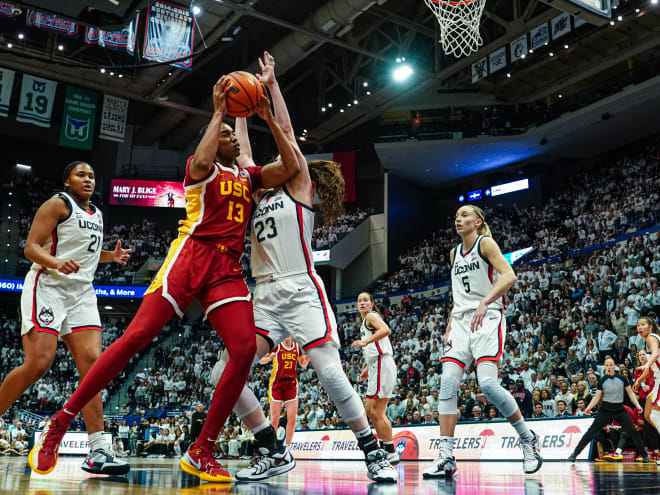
[56,258,82,274]
[257,51,276,87]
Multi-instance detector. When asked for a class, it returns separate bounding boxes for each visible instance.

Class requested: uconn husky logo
[65,116,90,141]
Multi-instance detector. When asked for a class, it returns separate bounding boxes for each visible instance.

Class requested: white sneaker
[422,455,456,478]
[386,451,400,465]
[366,449,398,482]
[81,448,130,475]
[521,431,543,474]
[235,445,296,481]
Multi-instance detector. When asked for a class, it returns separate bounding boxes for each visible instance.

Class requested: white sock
[88,431,109,452]
[439,436,454,459]
[615,448,622,455]
[512,419,534,442]
[252,421,270,435]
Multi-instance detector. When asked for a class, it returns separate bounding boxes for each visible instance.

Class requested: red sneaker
[180,443,232,483]
[28,414,70,475]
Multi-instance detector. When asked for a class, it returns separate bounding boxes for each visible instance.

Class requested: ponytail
[308,160,345,225]
[467,205,491,237]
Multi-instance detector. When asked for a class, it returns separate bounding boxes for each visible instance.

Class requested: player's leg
[284,399,298,446]
[29,291,175,475]
[476,360,541,473]
[613,408,649,462]
[182,300,256,482]
[305,342,397,482]
[269,399,283,432]
[365,355,398,464]
[423,360,462,478]
[0,329,57,416]
[63,328,130,475]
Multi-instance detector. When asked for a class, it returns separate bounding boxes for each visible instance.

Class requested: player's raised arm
[235,117,256,168]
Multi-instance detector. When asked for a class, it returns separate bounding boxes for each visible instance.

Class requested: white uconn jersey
[31,192,103,283]
[647,333,660,379]
[451,235,503,316]
[360,311,394,363]
[251,186,315,278]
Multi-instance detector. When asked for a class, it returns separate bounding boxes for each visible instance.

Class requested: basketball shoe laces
[195,447,226,475]
[369,450,393,471]
[248,451,273,474]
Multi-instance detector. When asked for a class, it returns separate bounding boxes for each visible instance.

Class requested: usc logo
[220,180,251,202]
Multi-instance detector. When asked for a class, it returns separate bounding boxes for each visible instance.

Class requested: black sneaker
[81,448,130,475]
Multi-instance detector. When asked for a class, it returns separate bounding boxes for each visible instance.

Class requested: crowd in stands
[376,134,660,295]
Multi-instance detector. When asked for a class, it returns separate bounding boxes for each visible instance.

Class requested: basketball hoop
[424,0,486,58]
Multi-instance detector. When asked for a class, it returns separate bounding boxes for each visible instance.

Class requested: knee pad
[318,365,354,402]
[479,376,518,418]
[437,362,461,415]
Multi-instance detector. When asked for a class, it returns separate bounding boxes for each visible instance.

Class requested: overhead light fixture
[232,26,242,35]
[353,99,358,104]
[610,20,615,25]
[363,81,368,87]
[7,43,12,48]
[100,68,106,73]
[366,91,371,95]
[118,74,123,78]
[558,94,563,98]
[18,33,24,39]
[192,5,201,15]
[564,44,569,49]
[506,72,511,78]
[58,44,64,51]
[549,52,554,56]
[340,109,344,113]
[327,103,333,108]
[617,15,623,20]
[110,71,115,76]
[104,305,113,310]
[392,64,413,82]
[16,163,31,170]
[321,106,326,112]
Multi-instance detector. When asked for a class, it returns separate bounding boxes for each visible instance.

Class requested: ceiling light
[118,74,123,78]
[18,33,24,39]
[392,64,413,82]
[100,68,106,73]
[353,99,358,104]
[558,94,563,98]
[340,109,344,113]
[321,107,326,112]
[363,81,368,87]
[16,163,31,170]
[617,15,623,20]
[549,52,554,56]
[347,103,352,107]
[506,73,511,78]
[110,71,115,76]
[192,5,201,15]
[564,44,569,49]
[104,306,113,310]
[610,20,615,25]
[366,91,371,95]
[58,44,64,51]
[327,103,333,108]
[7,43,12,48]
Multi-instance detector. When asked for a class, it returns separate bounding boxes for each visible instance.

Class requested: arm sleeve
[621,374,630,388]
[597,376,605,391]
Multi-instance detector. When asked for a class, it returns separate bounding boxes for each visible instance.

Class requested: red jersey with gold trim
[269,341,301,384]
[178,156,262,257]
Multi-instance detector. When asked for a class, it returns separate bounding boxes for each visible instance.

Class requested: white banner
[510,34,528,62]
[489,47,507,74]
[289,417,593,461]
[33,431,113,455]
[471,57,488,83]
[100,94,129,142]
[0,67,15,117]
[551,13,572,40]
[530,23,550,50]
[16,74,57,128]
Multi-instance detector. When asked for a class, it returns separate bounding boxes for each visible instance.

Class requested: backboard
[541,0,612,25]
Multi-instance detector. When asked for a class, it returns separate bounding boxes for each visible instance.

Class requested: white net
[423,0,486,58]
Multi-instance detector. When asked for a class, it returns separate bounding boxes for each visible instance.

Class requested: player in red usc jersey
[259,336,310,446]
[29,76,300,483]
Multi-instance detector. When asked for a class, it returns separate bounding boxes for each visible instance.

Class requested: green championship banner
[58,86,98,150]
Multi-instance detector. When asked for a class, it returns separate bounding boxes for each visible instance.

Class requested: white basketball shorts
[366,354,397,400]
[253,272,339,351]
[440,308,505,370]
[21,269,102,338]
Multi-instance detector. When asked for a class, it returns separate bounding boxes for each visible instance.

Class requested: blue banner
[26,9,78,36]
[85,15,138,55]
[0,278,147,298]
[0,2,21,18]
[143,0,194,70]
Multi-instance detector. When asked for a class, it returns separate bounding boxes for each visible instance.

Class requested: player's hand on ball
[255,94,273,122]
[56,258,81,274]
[213,76,231,114]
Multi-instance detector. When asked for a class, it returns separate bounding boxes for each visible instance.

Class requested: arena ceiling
[0,0,659,152]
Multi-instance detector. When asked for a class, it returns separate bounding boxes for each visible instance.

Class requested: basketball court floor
[1,457,659,495]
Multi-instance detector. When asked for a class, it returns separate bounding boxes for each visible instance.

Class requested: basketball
[225,71,264,118]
